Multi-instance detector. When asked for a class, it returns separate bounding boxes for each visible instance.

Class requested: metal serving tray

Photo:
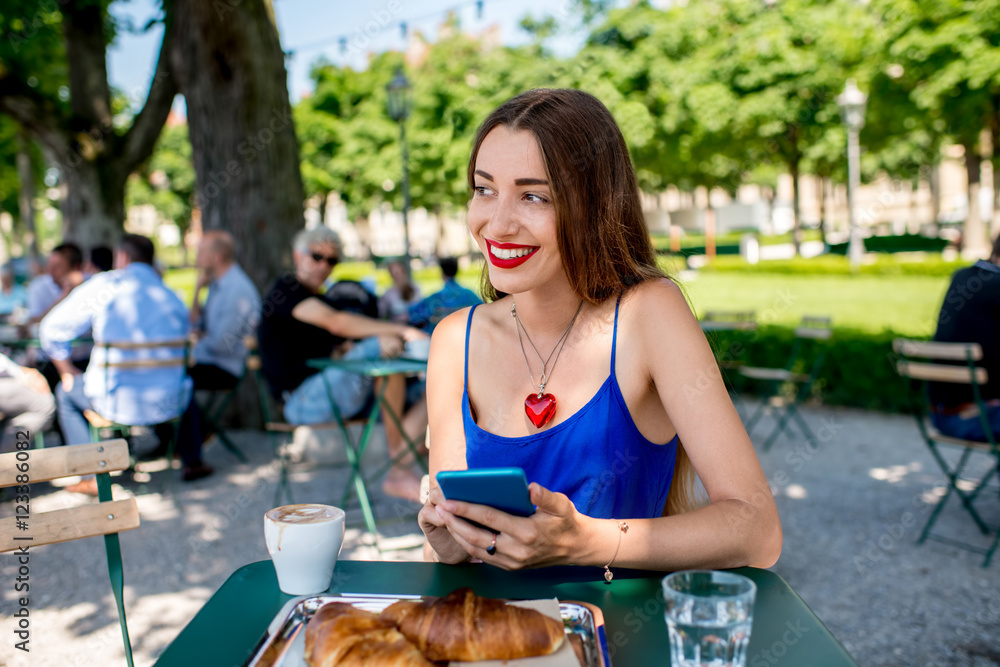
[246,593,610,667]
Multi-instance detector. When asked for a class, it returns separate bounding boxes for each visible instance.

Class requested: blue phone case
[436,467,535,517]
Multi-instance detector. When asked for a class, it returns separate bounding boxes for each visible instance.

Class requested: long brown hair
[467,89,696,513]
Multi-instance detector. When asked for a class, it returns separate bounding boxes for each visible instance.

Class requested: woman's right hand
[418,486,471,564]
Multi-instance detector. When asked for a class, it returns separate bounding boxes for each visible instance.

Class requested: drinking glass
[662,570,757,667]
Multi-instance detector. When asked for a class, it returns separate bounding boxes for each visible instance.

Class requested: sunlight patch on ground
[869,462,923,483]
[920,486,947,505]
[135,492,181,522]
[785,484,808,499]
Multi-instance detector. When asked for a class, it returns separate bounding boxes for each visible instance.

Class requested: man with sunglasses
[258,227,430,502]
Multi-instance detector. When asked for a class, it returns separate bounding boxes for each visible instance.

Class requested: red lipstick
[486,239,539,269]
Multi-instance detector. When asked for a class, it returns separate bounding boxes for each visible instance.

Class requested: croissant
[304,602,433,667]
[380,588,565,662]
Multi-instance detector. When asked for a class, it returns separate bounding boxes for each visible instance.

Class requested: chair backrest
[795,316,833,340]
[94,338,190,369]
[892,339,988,385]
[0,440,138,549]
[0,439,138,665]
[700,310,758,331]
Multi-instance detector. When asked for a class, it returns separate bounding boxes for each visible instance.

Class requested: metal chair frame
[0,440,139,666]
[87,339,191,466]
[740,316,832,451]
[893,338,1000,567]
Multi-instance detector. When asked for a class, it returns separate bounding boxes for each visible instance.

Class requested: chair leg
[742,397,768,437]
[199,393,248,463]
[97,472,134,667]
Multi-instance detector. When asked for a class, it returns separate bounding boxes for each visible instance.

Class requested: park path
[2,402,999,667]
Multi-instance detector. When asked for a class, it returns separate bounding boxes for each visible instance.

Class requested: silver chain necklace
[510,299,584,397]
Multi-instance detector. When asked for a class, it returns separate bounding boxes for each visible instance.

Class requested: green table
[154,560,857,666]
[305,356,429,539]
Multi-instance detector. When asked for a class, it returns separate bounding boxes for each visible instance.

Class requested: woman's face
[468,126,566,296]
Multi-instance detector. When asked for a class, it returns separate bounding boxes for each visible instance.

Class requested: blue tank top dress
[463,296,679,519]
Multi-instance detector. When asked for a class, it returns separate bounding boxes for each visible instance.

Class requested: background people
[40,234,204,489]
[258,227,431,501]
[930,232,1000,442]
[379,258,423,323]
[0,351,54,453]
[189,230,261,391]
[408,256,482,332]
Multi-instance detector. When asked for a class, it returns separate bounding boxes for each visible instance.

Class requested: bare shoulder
[621,278,696,324]
[431,306,475,347]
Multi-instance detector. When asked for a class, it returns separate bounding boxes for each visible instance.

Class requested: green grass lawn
[165,262,947,337]
[678,271,948,336]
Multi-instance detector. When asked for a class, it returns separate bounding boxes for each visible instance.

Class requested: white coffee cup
[264,504,346,595]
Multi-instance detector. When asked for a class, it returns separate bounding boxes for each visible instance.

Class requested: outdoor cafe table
[303,356,429,539]
[153,560,857,666]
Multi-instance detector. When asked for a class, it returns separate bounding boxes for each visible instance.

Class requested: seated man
[0,351,55,453]
[258,227,429,501]
[407,256,482,332]
[930,232,1000,442]
[27,243,85,324]
[40,234,204,490]
[189,230,261,391]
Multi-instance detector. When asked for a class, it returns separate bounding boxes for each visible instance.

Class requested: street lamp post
[837,79,868,274]
[386,68,413,261]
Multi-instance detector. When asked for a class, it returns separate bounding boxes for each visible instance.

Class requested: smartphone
[436,467,535,517]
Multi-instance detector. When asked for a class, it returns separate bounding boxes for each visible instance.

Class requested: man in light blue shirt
[189,230,261,389]
[40,234,204,484]
[407,257,482,332]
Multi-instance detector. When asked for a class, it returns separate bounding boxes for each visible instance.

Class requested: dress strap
[464,304,479,389]
[611,292,623,374]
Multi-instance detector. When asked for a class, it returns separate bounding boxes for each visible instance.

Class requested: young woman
[419,89,781,572]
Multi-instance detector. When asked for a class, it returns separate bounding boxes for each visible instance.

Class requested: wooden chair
[740,316,832,451]
[86,339,191,462]
[0,439,139,665]
[893,339,1000,567]
[700,310,758,332]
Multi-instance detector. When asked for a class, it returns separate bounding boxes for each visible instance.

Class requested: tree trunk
[0,0,177,249]
[170,0,305,293]
[317,191,329,226]
[15,131,39,264]
[58,156,126,248]
[963,144,987,257]
[790,157,801,256]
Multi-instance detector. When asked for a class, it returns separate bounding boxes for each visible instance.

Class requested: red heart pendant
[525,393,557,428]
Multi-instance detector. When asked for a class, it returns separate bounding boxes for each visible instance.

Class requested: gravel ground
[2,402,1000,667]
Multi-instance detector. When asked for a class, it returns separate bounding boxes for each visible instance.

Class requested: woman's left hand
[434,483,585,570]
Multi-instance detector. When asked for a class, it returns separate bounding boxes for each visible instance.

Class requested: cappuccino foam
[266,504,343,525]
